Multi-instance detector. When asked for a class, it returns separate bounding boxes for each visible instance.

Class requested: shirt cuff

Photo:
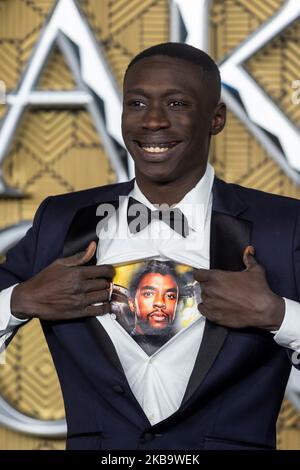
[273,298,300,353]
[0,284,29,331]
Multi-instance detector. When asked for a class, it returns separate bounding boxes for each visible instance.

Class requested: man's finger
[193,268,211,283]
[84,302,111,317]
[85,290,111,305]
[243,245,258,270]
[81,264,115,280]
[62,241,97,267]
[197,301,209,318]
[82,278,110,293]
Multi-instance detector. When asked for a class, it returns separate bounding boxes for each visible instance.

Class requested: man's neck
[135,167,207,206]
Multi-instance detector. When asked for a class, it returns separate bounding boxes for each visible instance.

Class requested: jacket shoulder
[220,178,300,211]
[33,180,134,231]
[49,180,133,206]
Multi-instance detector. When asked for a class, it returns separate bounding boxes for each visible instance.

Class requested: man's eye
[169,101,186,107]
[143,291,153,297]
[129,100,146,107]
[166,293,177,300]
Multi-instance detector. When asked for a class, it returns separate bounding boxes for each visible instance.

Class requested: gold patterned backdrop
[0,0,299,450]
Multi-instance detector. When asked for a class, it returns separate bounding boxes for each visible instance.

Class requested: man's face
[122,55,224,184]
[130,272,178,331]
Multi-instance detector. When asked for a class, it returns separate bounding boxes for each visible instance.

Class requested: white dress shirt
[1,163,300,426]
[95,163,215,425]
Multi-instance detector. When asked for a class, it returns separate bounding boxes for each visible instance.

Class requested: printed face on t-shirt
[109,260,201,354]
[128,272,179,333]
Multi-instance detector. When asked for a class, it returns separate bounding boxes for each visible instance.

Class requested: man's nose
[142,106,170,130]
[153,293,166,308]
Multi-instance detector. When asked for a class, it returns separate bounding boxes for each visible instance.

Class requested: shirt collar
[130,163,215,232]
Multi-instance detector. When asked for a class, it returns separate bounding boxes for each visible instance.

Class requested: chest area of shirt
[98,260,202,356]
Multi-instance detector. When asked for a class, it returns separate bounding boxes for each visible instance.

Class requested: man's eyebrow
[124,88,188,97]
[139,286,178,293]
[165,288,178,293]
[163,89,187,96]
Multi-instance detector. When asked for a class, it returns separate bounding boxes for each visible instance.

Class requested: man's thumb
[243,245,257,270]
[63,241,97,267]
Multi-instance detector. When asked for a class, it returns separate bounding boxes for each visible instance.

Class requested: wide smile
[133,140,182,158]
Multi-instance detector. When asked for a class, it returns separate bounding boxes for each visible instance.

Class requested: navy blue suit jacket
[1,177,300,450]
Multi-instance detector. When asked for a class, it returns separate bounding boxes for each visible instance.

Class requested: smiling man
[122,45,224,204]
[1,42,300,450]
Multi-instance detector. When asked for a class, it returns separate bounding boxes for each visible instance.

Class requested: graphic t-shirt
[110,259,201,356]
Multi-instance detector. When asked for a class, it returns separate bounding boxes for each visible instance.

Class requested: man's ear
[210,102,226,135]
[128,297,136,313]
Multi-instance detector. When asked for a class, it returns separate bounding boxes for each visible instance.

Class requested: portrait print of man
[126,261,183,354]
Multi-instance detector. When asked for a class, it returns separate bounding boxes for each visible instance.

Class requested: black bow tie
[127,197,189,237]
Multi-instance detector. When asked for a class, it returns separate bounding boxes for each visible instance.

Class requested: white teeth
[142,146,169,153]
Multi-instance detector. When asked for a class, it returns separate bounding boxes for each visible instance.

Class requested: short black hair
[129,260,183,298]
[124,42,221,104]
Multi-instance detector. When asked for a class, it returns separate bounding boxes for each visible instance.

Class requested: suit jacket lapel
[62,180,134,375]
[63,180,134,260]
[181,177,252,407]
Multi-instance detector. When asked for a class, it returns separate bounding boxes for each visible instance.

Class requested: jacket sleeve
[0,196,53,289]
[0,196,52,348]
[284,206,300,370]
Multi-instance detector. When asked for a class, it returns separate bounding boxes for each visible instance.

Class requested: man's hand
[11,241,114,321]
[194,246,285,331]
